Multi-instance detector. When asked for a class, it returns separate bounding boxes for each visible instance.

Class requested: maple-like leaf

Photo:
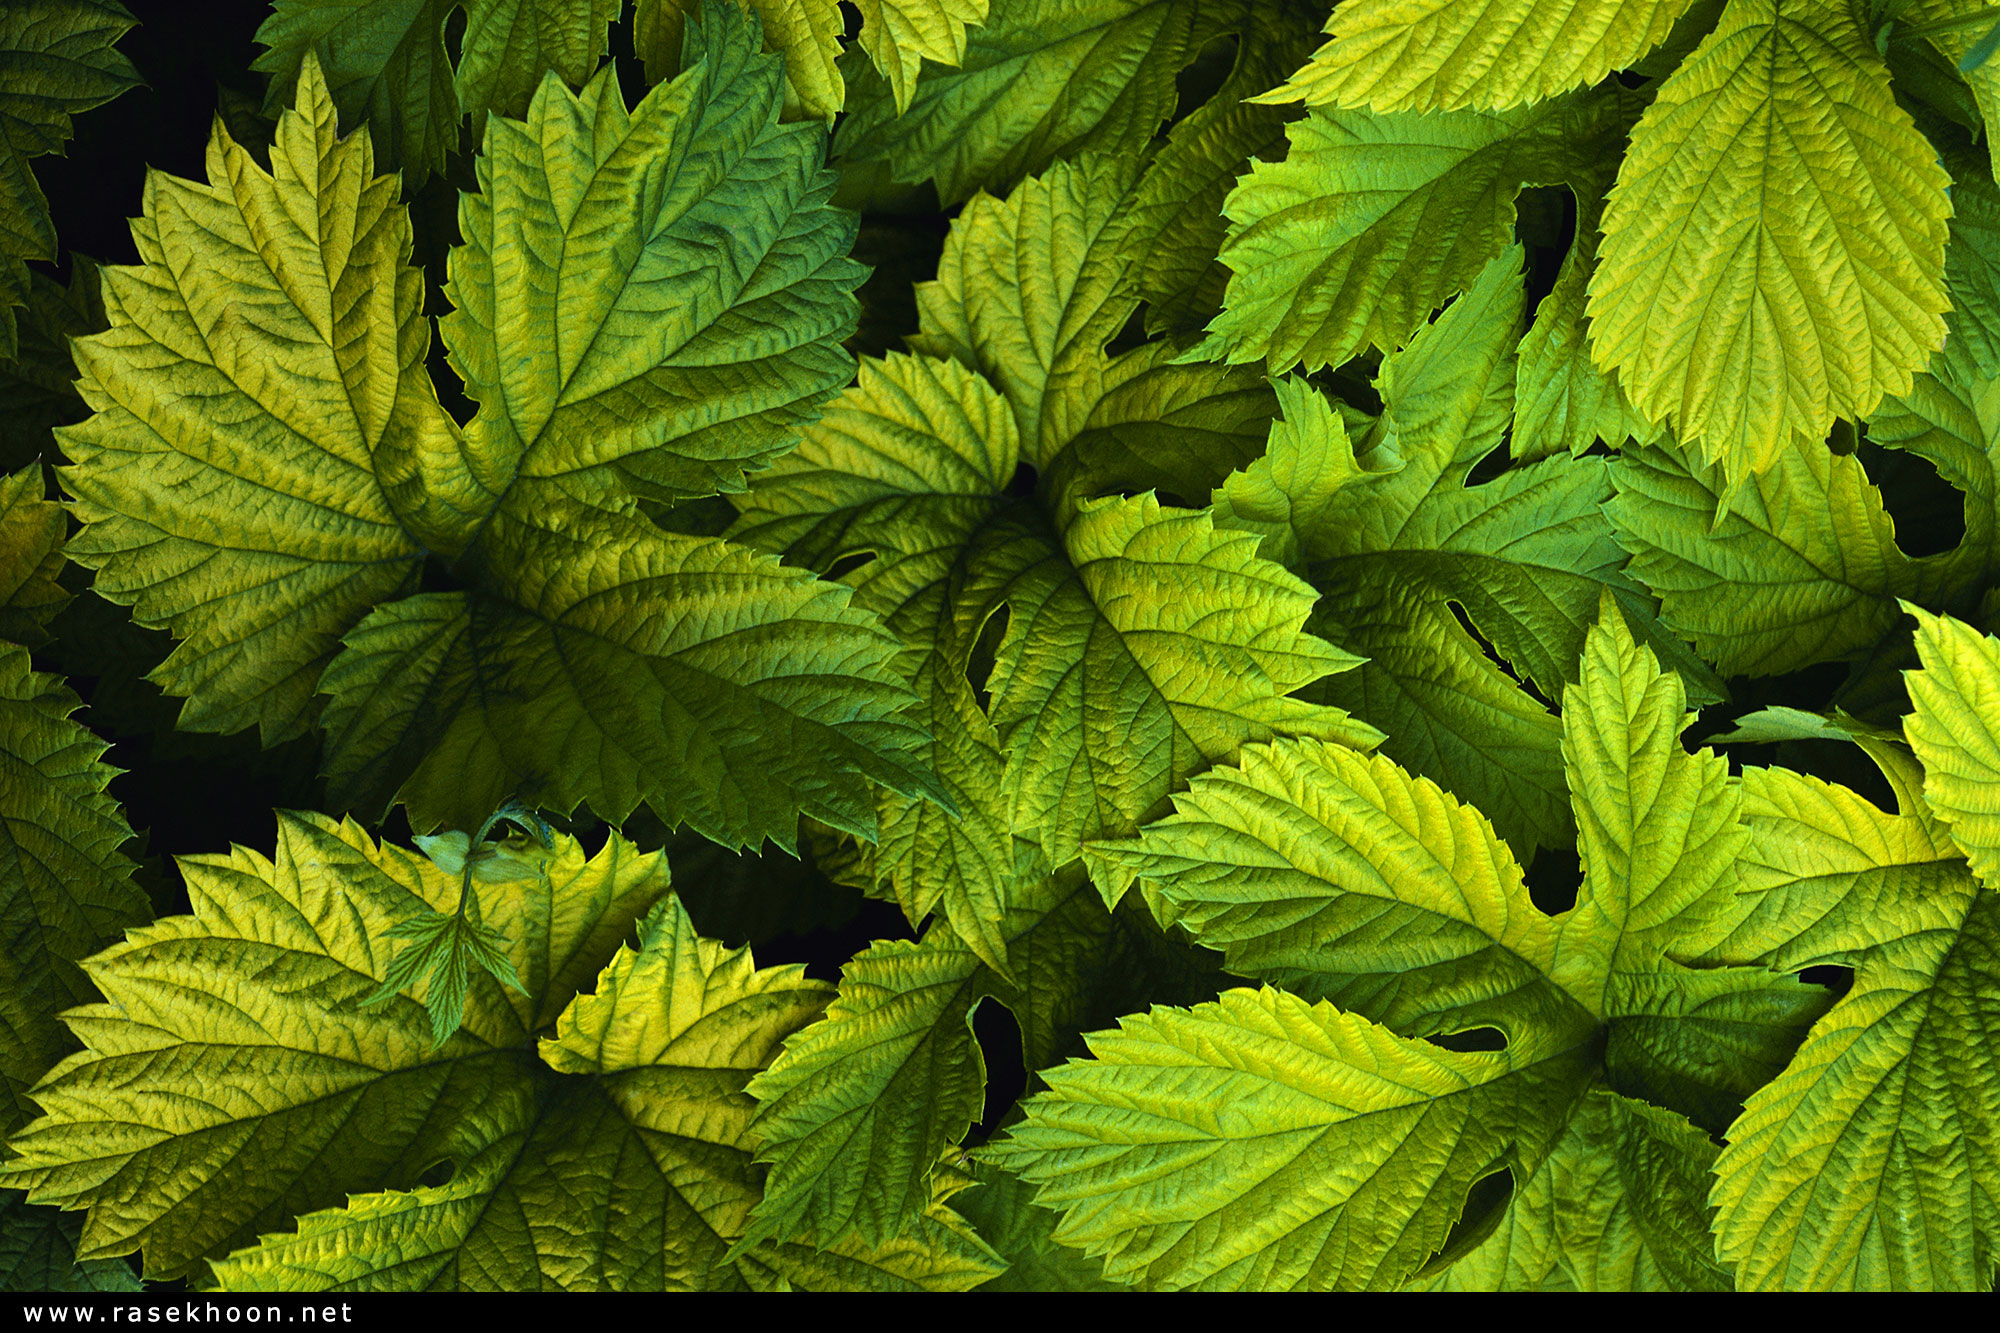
[61,7,939,848]
[1192,84,1638,372]
[1,814,1000,1289]
[1210,250,1717,856]
[833,0,1221,205]
[995,599,1820,1289]
[1698,617,2000,1288]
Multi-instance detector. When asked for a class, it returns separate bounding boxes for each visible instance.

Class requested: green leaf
[0,464,67,646]
[956,1162,1121,1291]
[741,384,1373,867]
[909,153,1141,463]
[1212,252,1709,855]
[0,1,138,358]
[634,0,848,121]
[1709,759,2000,1288]
[1588,0,1951,481]
[1416,1088,1730,1291]
[454,0,619,133]
[740,930,990,1251]
[1193,84,1638,372]
[198,888,996,1290]
[1031,600,1807,1288]
[736,861,1220,1254]
[317,496,937,848]
[253,0,462,183]
[0,645,145,1140]
[61,54,449,743]
[1609,438,1922,677]
[985,986,1598,1290]
[1127,1,1318,336]
[0,1192,138,1293]
[1083,736,1577,1037]
[253,0,618,185]
[0,262,102,474]
[1906,605,2000,882]
[1512,191,1661,460]
[1559,598,1829,1123]
[63,19,934,848]
[1257,0,1694,112]
[440,9,868,523]
[855,0,990,115]
[3,816,976,1280]
[832,0,1209,205]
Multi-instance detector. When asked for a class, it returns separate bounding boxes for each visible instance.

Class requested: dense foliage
[6,0,2000,1294]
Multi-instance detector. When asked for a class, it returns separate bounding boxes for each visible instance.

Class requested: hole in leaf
[965,603,1010,713]
[1415,1166,1516,1280]
[1857,442,1966,558]
[1513,184,1576,314]
[417,1157,457,1188]
[825,549,875,582]
[1446,600,1556,713]
[1309,353,1383,416]
[1523,845,1582,916]
[970,996,1027,1143]
[1462,441,1514,487]
[1004,461,1038,498]
[1172,33,1240,124]
[1800,965,1855,1001]
[1424,1027,1507,1053]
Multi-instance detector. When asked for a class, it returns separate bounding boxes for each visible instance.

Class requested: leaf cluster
[5,0,2000,1296]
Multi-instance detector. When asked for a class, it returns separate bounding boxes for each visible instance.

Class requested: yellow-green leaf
[1258,0,1693,112]
[1588,0,1951,481]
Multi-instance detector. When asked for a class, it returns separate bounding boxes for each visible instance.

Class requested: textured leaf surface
[1710,758,2000,1290]
[441,12,866,522]
[0,815,673,1280]
[1044,600,1811,1288]
[1588,0,1951,480]
[1260,0,1693,112]
[736,172,1375,873]
[318,497,934,848]
[64,18,933,848]
[955,1163,1119,1291]
[60,56,446,742]
[985,986,1597,1290]
[1083,737,1572,1039]
[857,0,989,115]
[910,153,1139,462]
[204,887,996,1291]
[0,0,138,357]
[739,860,1221,1252]
[0,647,145,1139]
[253,0,460,182]
[1513,192,1659,459]
[634,0,846,121]
[1609,439,1920,677]
[0,465,66,646]
[1211,253,1699,854]
[1127,2,1316,336]
[741,933,989,1250]
[1419,1088,1729,1291]
[0,262,102,474]
[832,0,1205,204]
[1194,86,1635,371]
[255,0,618,183]
[0,1192,138,1292]
[1906,606,2000,886]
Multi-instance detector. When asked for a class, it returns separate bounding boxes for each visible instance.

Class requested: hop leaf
[1003,599,1820,1289]
[60,6,941,848]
